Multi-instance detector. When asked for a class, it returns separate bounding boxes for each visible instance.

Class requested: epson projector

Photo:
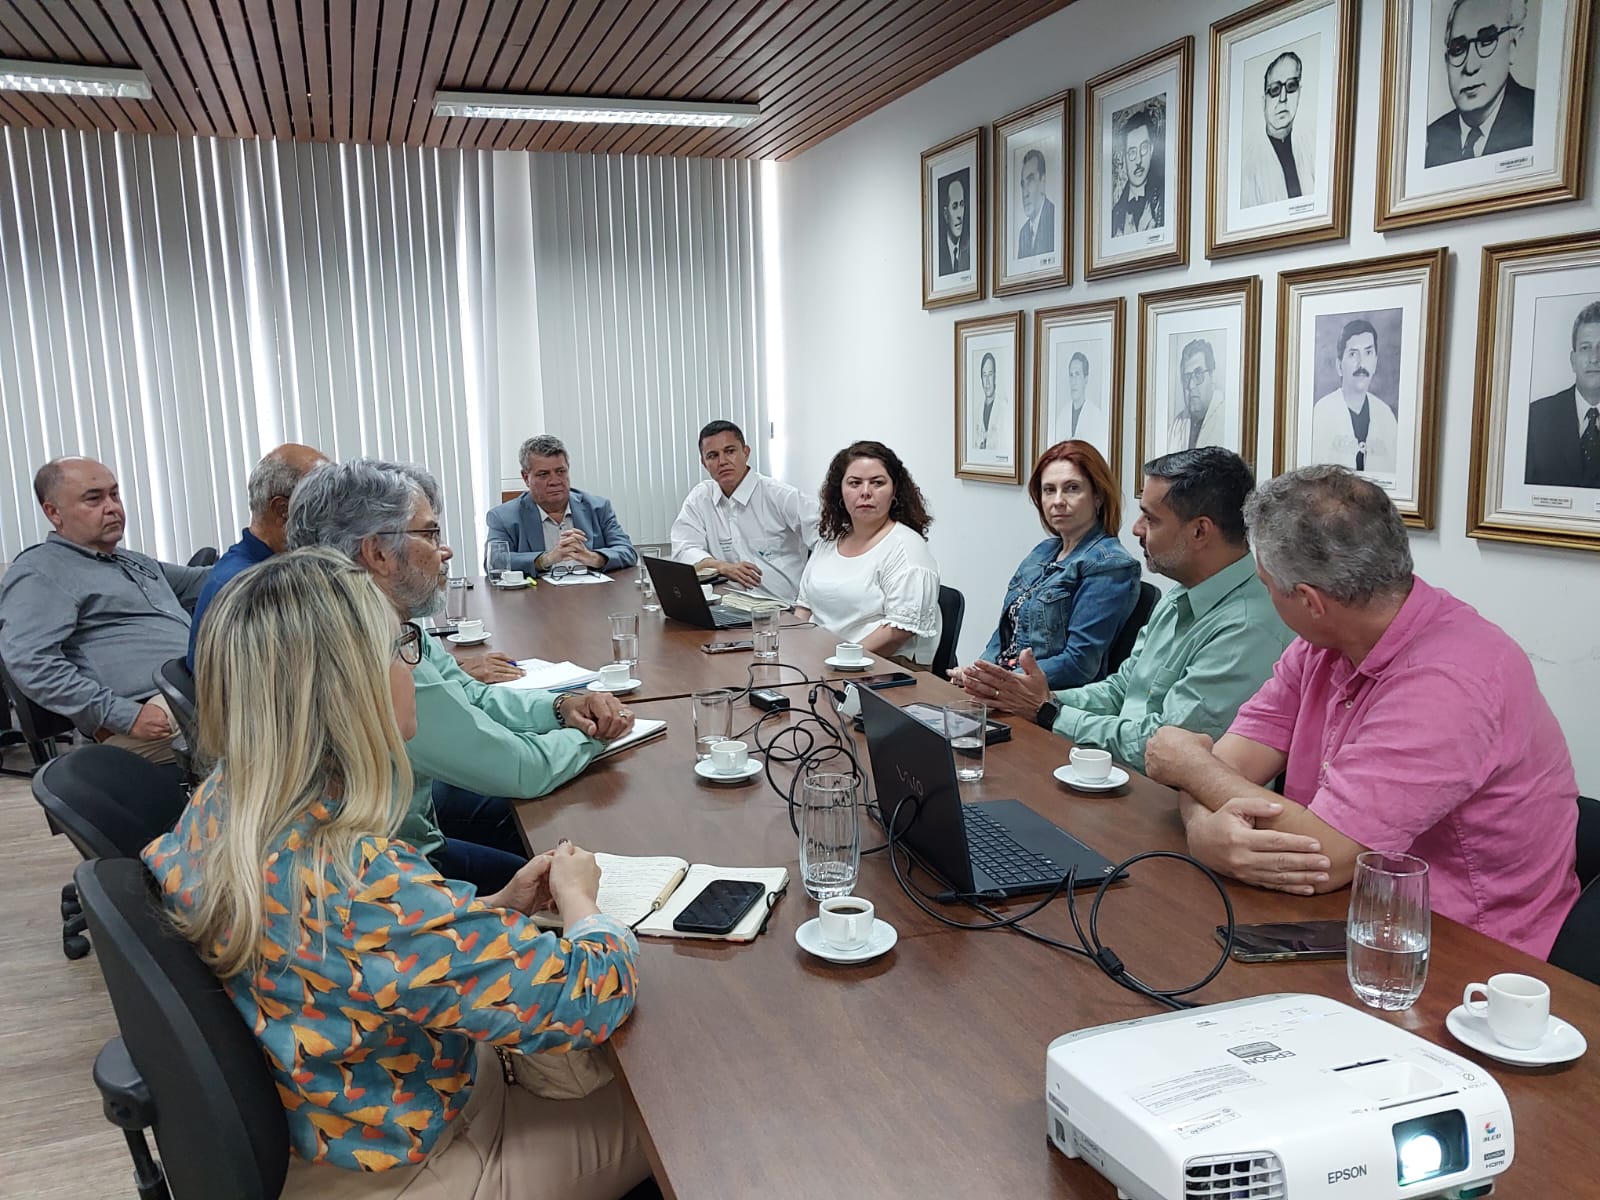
[1046,994,1512,1200]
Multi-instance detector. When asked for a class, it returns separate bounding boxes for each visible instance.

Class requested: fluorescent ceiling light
[433,92,759,128]
[0,58,152,100]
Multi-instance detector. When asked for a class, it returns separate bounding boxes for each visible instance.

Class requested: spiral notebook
[539,853,788,942]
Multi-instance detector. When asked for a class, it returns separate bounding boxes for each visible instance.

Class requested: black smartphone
[672,879,767,935]
[1215,919,1348,962]
[857,670,916,690]
[701,639,754,654]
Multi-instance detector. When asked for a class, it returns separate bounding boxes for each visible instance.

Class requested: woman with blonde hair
[143,547,651,1200]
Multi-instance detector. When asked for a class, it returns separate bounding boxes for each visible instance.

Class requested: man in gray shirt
[0,457,208,763]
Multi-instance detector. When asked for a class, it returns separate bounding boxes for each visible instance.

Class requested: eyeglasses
[394,621,424,665]
[378,526,443,546]
[1264,77,1301,100]
[1444,23,1518,66]
[1124,140,1154,161]
[1181,366,1212,388]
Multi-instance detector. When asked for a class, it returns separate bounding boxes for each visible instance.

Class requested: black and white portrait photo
[1240,39,1319,209]
[993,91,1072,296]
[1033,298,1124,469]
[1523,296,1600,489]
[1086,38,1192,279]
[955,311,1024,483]
[921,129,985,309]
[1423,0,1536,168]
[1166,331,1229,453]
[1310,309,1405,477]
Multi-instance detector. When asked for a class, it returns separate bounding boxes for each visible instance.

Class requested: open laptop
[642,555,753,629]
[857,686,1121,899]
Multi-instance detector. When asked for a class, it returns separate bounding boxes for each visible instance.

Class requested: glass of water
[1347,851,1431,1011]
[691,688,736,760]
[639,563,660,612]
[608,611,639,666]
[945,700,987,782]
[445,575,468,627]
[799,771,860,900]
[751,603,781,661]
[485,539,510,582]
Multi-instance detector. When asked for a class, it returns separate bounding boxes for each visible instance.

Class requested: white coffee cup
[500,569,526,586]
[598,663,631,689]
[1463,973,1551,1049]
[455,619,485,640]
[702,583,717,601]
[835,642,864,664]
[818,895,875,951]
[1069,746,1112,782]
[710,739,749,774]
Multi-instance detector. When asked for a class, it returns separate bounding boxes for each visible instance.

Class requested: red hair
[1027,441,1120,536]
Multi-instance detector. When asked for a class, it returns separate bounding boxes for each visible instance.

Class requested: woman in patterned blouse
[143,547,652,1199]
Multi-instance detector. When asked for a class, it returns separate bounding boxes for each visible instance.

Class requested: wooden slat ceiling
[0,1,1077,160]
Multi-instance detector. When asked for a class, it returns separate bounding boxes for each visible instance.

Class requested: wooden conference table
[455,573,1600,1198]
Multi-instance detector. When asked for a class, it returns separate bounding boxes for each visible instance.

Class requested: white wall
[773,0,1600,792]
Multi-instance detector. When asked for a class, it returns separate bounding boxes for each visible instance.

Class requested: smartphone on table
[701,639,754,654]
[1215,919,1347,962]
[856,670,916,690]
[672,879,767,935]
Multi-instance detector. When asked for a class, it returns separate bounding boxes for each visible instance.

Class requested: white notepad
[537,855,789,942]
[492,659,599,692]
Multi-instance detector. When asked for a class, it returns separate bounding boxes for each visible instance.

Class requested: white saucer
[491,579,532,589]
[824,655,875,670]
[795,917,899,964]
[694,757,763,783]
[448,631,491,645]
[1445,1005,1587,1066]
[587,679,641,695]
[1053,764,1129,791]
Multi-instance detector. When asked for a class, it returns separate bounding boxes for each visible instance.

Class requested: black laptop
[642,555,753,629]
[857,686,1121,899]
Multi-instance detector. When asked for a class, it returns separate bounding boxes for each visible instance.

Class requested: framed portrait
[1468,230,1600,552]
[1135,277,1262,489]
[922,128,986,309]
[1206,0,1358,258]
[1085,38,1194,280]
[1032,298,1126,475]
[955,311,1025,483]
[1274,248,1449,528]
[1375,0,1595,231]
[992,90,1073,297]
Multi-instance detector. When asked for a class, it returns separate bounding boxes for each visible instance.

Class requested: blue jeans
[428,783,528,894]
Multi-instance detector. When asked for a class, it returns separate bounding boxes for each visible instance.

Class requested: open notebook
[539,854,789,942]
[595,718,667,760]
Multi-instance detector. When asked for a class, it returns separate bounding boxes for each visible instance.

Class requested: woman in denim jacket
[952,440,1140,692]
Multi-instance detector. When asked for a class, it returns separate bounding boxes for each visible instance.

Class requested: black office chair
[0,656,75,772]
[153,659,201,784]
[185,546,219,568]
[75,857,289,1200]
[931,585,966,680]
[1549,880,1600,987]
[1573,795,1600,889]
[32,745,189,959]
[1106,581,1160,676]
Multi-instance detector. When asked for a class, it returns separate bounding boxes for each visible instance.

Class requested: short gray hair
[1244,465,1412,606]
[287,458,437,559]
[246,450,316,518]
[518,435,567,473]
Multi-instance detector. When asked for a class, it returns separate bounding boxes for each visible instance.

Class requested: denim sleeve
[1031,562,1140,689]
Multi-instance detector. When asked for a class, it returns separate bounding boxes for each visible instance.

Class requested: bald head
[35,457,126,553]
[249,443,330,551]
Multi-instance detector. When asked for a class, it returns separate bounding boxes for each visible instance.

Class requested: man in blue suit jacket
[486,434,637,575]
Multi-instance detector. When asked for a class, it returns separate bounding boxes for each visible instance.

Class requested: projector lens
[1391,1111,1467,1185]
[1398,1132,1442,1182]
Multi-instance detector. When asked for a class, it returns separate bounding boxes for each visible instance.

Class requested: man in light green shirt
[964,448,1290,770]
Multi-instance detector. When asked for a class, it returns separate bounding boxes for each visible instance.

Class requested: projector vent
[1182,1151,1286,1200]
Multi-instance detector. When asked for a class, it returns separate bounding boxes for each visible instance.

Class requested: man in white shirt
[670,420,817,604]
[1310,318,1399,477]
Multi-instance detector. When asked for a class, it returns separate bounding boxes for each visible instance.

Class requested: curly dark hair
[816,440,933,541]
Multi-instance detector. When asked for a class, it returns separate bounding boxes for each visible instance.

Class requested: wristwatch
[1034,697,1062,730]
[553,693,572,728]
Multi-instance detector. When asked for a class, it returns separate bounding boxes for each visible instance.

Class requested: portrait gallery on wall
[1469,231,1600,552]
[922,128,985,308]
[954,311,1024,483]
[993,90,1073,296]
[1275,248,1448,528]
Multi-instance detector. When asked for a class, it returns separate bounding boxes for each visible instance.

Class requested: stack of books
[718,591,787,614]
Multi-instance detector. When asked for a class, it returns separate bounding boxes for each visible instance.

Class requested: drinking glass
[639,563,660,612]
[608,611,640,666]
[692,688,736,760]
[799,771,861,900]
[1347,851,1431,1011]
[945,700,987,782]
[751,603,781,661]
[445,575,468,626]
[485,538,510,582]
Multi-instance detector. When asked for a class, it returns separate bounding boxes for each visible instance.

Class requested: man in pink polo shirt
[1145,465,1579,958]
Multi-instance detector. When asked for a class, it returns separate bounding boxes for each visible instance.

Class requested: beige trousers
[280,1045,652,1200]
[95,692,177,765]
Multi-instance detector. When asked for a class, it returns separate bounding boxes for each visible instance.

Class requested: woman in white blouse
[795,440,942,665]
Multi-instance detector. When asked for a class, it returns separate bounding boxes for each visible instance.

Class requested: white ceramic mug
[835,642,864,664]
[818,895,874,951]
[455,619,485,641]
[500,569,526,586]
[598,662,631,689]
[1463,973,1550,1049]
[702,583,718,601]
[710,739,749,775]
[1069,746,1112,782]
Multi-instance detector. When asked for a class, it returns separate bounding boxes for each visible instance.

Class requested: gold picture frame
[1374,0,1594,231]
[1032,298,1126,476]
[1135,277,1261,491]
[955,311,1025,484]
[1274,248,1449,529]
[1468,230,1600,552]
[1206,0,1359,259]
[1085,38,1194,281]
[921,128,986,309]
[992,90,1073,297]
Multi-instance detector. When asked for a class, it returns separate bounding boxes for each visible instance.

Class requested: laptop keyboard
[962,805,1061,888]
[711,608,750,628]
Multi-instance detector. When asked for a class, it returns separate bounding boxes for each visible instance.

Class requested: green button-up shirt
[402,635,600,858]
[1050,553,1292,771]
